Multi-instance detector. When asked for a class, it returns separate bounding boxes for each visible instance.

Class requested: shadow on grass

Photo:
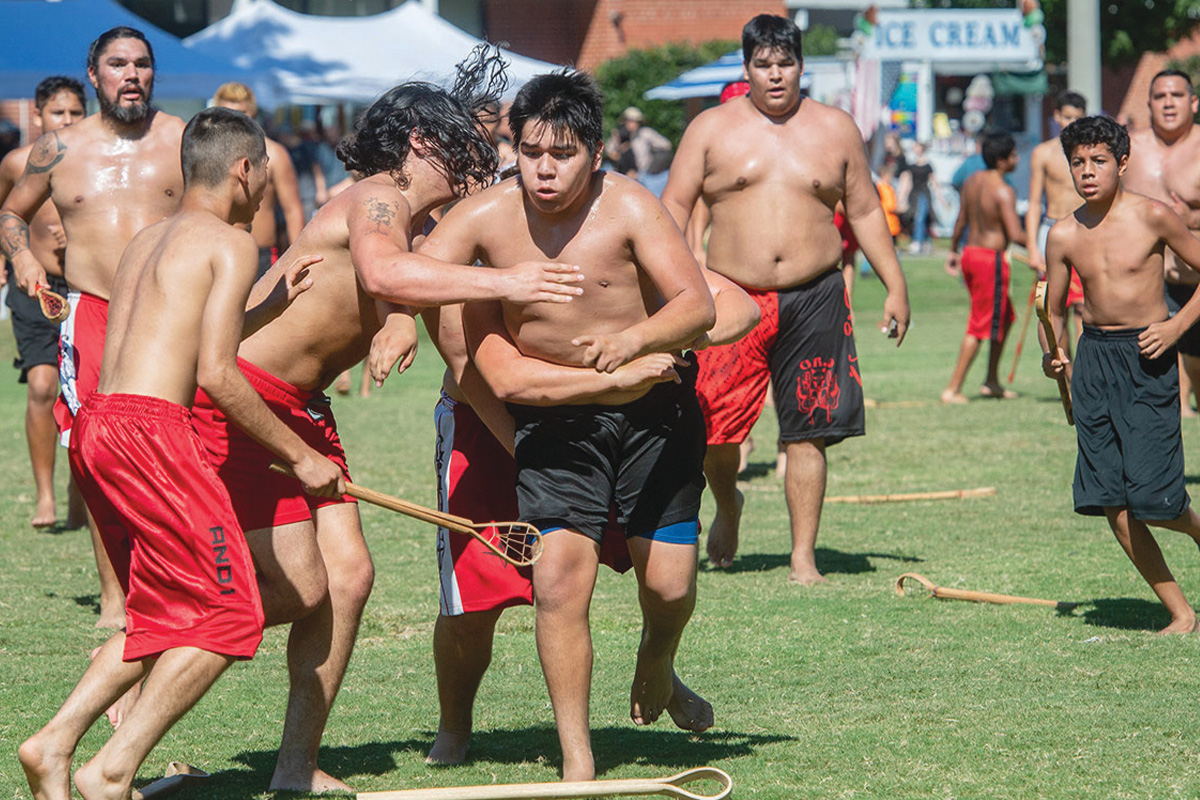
[738,461,777,480]
[1184,473,1200,485]
[1080,597,1171,632]
[215,726,790,797]
[709,547,922,576]
[40,590,101,618]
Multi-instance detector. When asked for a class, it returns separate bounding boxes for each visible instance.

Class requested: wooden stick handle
[896,573,1077,610]
[358,767,732,800]
[1034,280,1074,425]
[826,487,995,504]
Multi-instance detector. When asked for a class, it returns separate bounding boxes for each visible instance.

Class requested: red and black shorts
[960,246,1015,342]
[696,268,865,446]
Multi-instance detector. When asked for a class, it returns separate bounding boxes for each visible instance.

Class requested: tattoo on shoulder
[363,197,398,231]
[26,132,66,174]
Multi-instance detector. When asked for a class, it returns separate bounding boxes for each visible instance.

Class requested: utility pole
[1067,0,1102,112]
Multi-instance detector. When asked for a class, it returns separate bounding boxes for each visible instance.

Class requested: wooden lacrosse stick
[896,572,1078,611]
[269,463,542,567]
[34,283,69,323]
[1034,280,1074,425]
[1007,277,1038,384]
[826,487,995,504]
[358,766,733,800]
[131,762,209,800]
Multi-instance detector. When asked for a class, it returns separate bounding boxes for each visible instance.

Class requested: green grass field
[4,255,1200,799]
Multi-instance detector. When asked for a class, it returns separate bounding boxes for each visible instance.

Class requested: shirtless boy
[0,26,185,628]
[1024,91,1086,349]
[0,76,85,528]
[189,49,584,793]
[1044,115,1200,635]
[18,106,344,800]
[941,130,1027,403]
[212,81,305,274]
[418,69,715,782]
[661,14,910,582]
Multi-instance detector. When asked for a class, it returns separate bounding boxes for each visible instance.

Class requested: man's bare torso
[1031,138,1082,221]
[1054,192,1170,328]
[962,170,1016,252]
[1124,125,1200,283]
[0,145,65,276]
[45,111,184,298]
[239,179,392,391]
[695,96,851,290]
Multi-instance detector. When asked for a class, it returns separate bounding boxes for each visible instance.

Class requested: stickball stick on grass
[357,766,733,800]
[826,487,996,504]
[896,572,1078,611]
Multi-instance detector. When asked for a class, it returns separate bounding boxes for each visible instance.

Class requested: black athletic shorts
[1072,325,1190,520]
[1164,282,1200,356]
[508,358,706,543]
[5,266,67,383]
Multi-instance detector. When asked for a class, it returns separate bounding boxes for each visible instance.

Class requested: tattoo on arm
[0,212,30,258]
[363,197,398,232]
[26,132,66,174]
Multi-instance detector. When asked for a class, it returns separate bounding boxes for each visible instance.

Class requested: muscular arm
[659,118,709,231]
[1024,150,1047,269]
[704,268,759,346]
[0,133,59,293]
[997,183,1027,249]
[1042,225,1071,370]
[198,235,342,495]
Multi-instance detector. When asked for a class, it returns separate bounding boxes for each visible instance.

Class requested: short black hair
[1056,90,1086,113]
[1150,69,1194,96]
[981,130,1016,168]
[88,26,155,73]
[1059,115,1130,163]
[742,14,803,64]
[181,107,265,189]
[35,77,86,111]
[508,69,604,154]
[337,43,506,195]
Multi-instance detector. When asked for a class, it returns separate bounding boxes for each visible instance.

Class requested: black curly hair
[1059,115,1130,163]
[336,43,507,195]
[508,69,604,154]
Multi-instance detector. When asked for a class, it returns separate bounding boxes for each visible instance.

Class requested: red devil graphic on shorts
[795,356,840,425]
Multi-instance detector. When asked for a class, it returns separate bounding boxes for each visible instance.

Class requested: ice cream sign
[863,9,1039,64]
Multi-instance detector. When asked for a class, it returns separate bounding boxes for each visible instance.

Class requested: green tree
[593,40,737,147]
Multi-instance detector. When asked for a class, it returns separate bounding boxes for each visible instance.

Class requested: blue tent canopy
[645,50,813,101]
[0,0,273,100]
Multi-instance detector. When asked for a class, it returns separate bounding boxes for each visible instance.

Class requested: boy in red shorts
[1044,115,1200,634]
[942,129,1027,403]
[17,107,344,800]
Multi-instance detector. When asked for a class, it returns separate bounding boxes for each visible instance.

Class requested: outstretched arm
[659,118,709,232]
[0,132,58,294]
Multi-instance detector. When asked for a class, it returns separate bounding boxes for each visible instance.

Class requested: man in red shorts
[188,48,584,794]
[17,107,344,800]
[941,129,1027,403]
[662,14,910,583]
[0,26,186,627]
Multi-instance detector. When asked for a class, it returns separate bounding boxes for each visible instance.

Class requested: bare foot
[426,729,470,765]
[980,384,1019,399]
[74,758,124,800]
[737,436,754,474]
[19,732,73,800]
[788,559,828,586]
[1157,616,1198,635]
[334,371,352,396]
[105,681,140,730]
[666,674,713,732]
[269,767,353,794]
[31,496,57,529]
[940,389,968,405]
[1184,404,1199,419]
[630,650,674,726]
[706,489,743,568]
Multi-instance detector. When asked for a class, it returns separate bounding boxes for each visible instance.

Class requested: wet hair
[742,14,803,64]
[1059,115,1130,163]
[181,107,266,189]
[35,77,86,111]
[508,69,604,154]
[1150,69,1194,96]
[87,26,155,73]
[213,82,257,118]
[1055,90,1086,114]
[981,130,1015,168]
[336,43,506,194]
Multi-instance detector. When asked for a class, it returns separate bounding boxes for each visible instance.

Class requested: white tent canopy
[184,0,560,107]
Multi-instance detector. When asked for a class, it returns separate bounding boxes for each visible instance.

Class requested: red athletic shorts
[54,291,108,446]
[191,358,355,532]
[69,393,264,661]
[433,393,631,616]
[960,246,1015,341]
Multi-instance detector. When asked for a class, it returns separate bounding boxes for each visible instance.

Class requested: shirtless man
[0,26,185,628]
[0,76,86,528]
[941,130,1027,403]
[188,50,584,793]
[1123,71,1200,415]
[18,106,343,800]
[212,81,305,275]
[661,14,910,583]
[418,69,715,782]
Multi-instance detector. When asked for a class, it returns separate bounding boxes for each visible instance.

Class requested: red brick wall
[487,0,787,71]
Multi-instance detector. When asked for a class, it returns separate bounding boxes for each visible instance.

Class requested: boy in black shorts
[419,70,716,780]
[1044,115,1200,634]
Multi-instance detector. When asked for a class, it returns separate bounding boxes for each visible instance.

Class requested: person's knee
[26,367,57,407]
[327,551,374,610]
[640,574,696,609]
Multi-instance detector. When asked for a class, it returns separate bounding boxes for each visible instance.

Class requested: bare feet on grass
[269,767,353,794]
[706,489,743,569]
[426,729,471,765]
[1158,615,1199,635]
[630,651,674,726]
[19,732,73,800]
[666,674,713,732]
[788,555,827,586]
[980,383,1018,399]
[32,495,56,529]
[940,389,968,405]
[88,646,140,729]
